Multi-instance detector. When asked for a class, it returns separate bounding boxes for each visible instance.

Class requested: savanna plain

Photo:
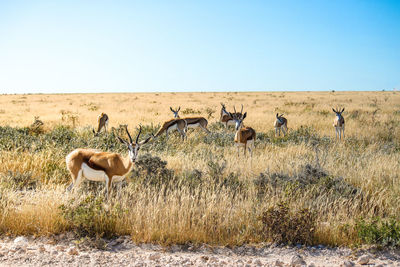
[0,91,399,249]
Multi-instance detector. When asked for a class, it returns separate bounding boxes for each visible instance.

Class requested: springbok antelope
[153,118,187,140]
[93,112,109,136]
[274,113,288,137]
[66,125,151,197]
[332,107,345,140]
[170,107,211,134]
[230,106,256,156]
[220,103,243,128]
[170,107,181,118]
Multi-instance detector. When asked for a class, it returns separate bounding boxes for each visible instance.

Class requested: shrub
[261,201,316,245]
[203,132,235,147]
[356,217,400,247]
[182,108,201,115]
[0,171,37,190]
[254,164,359,198]
[130,154,174,187]
[59,194,123,237]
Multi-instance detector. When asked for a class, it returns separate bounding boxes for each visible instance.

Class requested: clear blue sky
[0,0,399,93]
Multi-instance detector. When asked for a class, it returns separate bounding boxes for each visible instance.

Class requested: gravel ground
[0,235,400,266]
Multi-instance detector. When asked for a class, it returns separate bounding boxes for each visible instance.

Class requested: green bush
[254,164,359,198]
[130,153,174,187]
[59,194,123,237]
[356,217,400,247]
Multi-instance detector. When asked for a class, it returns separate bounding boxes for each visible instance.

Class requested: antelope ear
[341,108,345,113]
[242,112,247,119]
[276,113,279,118]
[178,106,181,112]
[170,107,174,112]
[332,108,336,113]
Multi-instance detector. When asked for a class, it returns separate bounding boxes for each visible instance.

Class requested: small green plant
[204,107,216,119]
[182,108,201,115]
[356,217,400,247]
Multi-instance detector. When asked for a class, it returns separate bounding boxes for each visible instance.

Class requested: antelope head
[276,113,284,123]
[170,107,181,118]
[220,103,228,116]
[332,107,345,119]
[117,125,152,163]
[230,105,246,130]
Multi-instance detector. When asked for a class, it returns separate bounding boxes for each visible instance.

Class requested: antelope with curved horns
[220,103,243,128]
[230,105,256,156]
[92,112,109,136]
[274,113,288,137]
[332,107,345,140]
[170,106,211,134]
[66,125,152,197]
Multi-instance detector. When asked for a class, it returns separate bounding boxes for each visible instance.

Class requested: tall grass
[0,92,399,247]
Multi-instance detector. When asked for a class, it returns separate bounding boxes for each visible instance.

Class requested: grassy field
[0,91,399,247]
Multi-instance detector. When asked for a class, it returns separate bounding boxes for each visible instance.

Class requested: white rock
[341,260,354,267]
[68,247,79,256]
[255,259,263,266]
[200,255,209,262]
[14,236,28,244]
[358,255,370,265]
[38,245,46,252]
[56,245,66,252]
[291,254,306,267]
[148,253,161,261]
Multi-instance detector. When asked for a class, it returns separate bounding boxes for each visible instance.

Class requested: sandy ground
[0,235,400,266]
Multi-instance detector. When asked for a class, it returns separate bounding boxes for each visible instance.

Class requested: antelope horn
[135,125,142,144]
[125,126,133,144]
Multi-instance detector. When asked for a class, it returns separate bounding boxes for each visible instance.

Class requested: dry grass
[0,91,399,246]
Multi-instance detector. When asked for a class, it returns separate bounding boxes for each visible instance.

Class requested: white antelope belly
[187,123,200,128]
[81,163,107,182]
[168,123,178,131]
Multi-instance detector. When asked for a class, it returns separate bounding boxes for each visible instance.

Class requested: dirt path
[0,235,399,266]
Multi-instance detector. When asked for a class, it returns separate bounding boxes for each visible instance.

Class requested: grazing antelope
[66,125,151,197]
[153,118,187,140]
[230,106,256,156]
[274,113,288,137]
[170,107,211,134]
[93,112,109,136]
[220,103,243,128]
[332,107,345,140]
